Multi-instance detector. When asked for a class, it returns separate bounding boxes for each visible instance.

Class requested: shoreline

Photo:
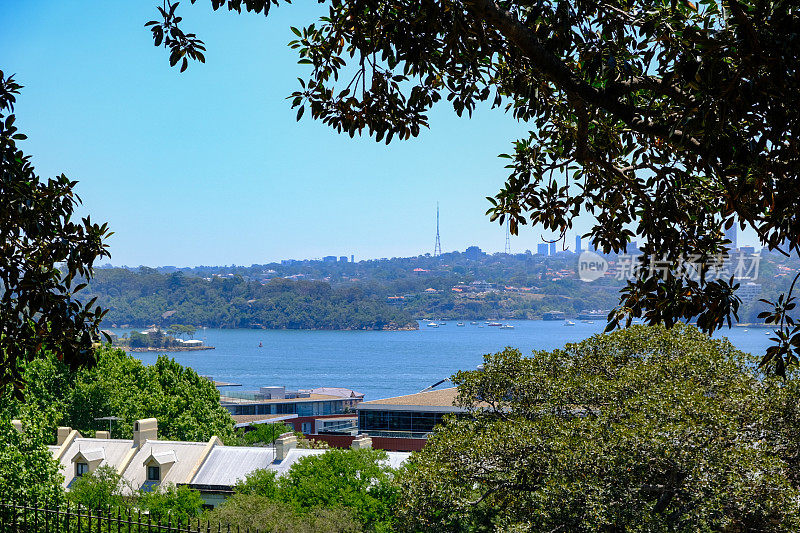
[125,345,215,352]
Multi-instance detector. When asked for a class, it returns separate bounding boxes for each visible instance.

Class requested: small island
[102,325,215,352]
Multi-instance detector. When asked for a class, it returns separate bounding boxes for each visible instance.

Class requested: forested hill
[81,268,417,330]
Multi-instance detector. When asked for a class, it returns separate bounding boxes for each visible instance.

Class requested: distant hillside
[81,269,417,331]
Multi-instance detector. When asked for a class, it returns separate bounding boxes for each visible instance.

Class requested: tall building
[464,246,483,261]
[724,224,737,251]
[575,235,582,253]
[339,256,348,263]
[537,243,549,256]
[549,242,557,255]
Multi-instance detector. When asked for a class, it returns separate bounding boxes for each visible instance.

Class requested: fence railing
[0,500,258,533]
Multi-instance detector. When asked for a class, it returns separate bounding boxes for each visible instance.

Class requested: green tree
[232,448,398,531]
[398,325,800,531]
[138,484,204,523]
[207,494,362,533]
[67,465,129,511]
[277,448,399,532]
[0,71,110,397]
[231,422,293,446]
[148,0,800,373]
[25,347,235,442]
[0,395,64,504]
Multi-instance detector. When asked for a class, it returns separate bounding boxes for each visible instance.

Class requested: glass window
[76,462,89,477]
[360,410,388,430]
[147,465,160,481]
[388,411,412,431]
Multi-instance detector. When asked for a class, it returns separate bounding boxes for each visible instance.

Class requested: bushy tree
[23,347,235,442]
[138,484,204,523]
[147,0,800,372]
[67,465,129,511]
[232,448,400,532]
[207,494,362,533]
[0,394,64,504]
[0,71,110,397]
[398,325,800,531]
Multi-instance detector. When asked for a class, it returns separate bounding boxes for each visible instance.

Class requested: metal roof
[190,446,276,487]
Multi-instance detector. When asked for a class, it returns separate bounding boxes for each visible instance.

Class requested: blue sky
[1,2,755,266]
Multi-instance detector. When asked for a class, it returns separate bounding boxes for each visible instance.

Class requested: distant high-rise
[351,255,354,263]
[625,241,639,255]
[724,224,737,251]
[339,256,348,263]
[537,243,549,256]
[465,246,483,261]
[575,235,582,253]
[549,242,557,255]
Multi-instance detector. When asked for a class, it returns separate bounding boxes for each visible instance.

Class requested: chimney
[11,420,22,433]
[95,431,110,439]
[133,418,158,448]
[57,427,72,445]
[351,434,373,450]
[274,432,297,461]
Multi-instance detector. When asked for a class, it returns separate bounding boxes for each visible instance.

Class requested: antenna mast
[434,203,442,257]
[504,219,511,254]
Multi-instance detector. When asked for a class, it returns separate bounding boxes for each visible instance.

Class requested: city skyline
[1,2,762,267]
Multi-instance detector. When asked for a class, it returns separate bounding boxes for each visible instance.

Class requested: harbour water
[109,321,777,401]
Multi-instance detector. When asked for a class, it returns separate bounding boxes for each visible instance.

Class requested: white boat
[487,322,502,327]
[439,322,447,326]
[470,321,477,325]
[427,322,439,328]
[565,320,576,326]
[457,322,465,327]
[499,324,514,329]
[581,320,594,324]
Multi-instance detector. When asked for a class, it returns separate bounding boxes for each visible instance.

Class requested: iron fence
[0,500,257,533]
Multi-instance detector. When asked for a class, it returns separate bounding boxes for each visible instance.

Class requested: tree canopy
[22,346,236,442]
[148,0,800,373]
[0,72,111,397]
[397,324,800,531]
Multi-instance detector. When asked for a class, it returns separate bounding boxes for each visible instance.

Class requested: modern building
[724,224,738,251]
[575,235,582,253]
[339,256,348,263]
[322,256,337,263]
[40,418,409,508]
[353,388,467,451]
[220,386,363,427]
[737,282,762,303]
[537,243,549,256]
[549,242,557,255]
[625,241,640,254]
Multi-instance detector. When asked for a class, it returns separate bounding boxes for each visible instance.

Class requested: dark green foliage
[0,391,64,503]
[25,347,235,442]
[0,71,111,397]
[230,422,293,446]
[207,494,363,533]
[82,269,416,330]
[233,448,400,532]
[138,484,205,523]
[398,325,800,531]
[67,465,129,511]
[149,1,800,373]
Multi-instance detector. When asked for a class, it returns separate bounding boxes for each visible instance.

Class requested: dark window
[76,462,89,477]
[388,411,412,431]
[360,410,388,431]
[147,465,160,481]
